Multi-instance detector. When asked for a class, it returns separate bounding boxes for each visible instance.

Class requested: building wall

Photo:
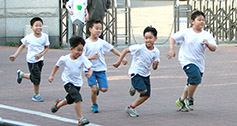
[0,0,61,47]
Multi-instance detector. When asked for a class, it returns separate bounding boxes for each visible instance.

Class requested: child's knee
[100,88,108,92]
[139,89,147,95]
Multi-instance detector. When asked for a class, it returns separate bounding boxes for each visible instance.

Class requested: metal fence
[174,0,237,43]
[59,0,131,47]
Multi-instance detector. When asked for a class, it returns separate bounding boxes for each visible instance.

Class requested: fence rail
[175,0,237,43]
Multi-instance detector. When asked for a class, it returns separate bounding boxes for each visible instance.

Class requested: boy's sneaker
[17,70,24,84]
[91,104,99,113]
[32,95,44,102]
[51,99,62,113]
[78,118,90,126]
[185,97,194,111]
[125,106,139,117]
[129,86,136,96]
[176,98,189,112]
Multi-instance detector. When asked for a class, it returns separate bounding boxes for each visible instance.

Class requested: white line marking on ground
[0,104,101,126]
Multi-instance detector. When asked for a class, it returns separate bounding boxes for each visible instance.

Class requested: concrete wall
[0,0,61,47]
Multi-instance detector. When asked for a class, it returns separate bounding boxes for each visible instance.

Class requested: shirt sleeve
[102,40,113,52]
[56,56,65,67]
[20,35,29,46]
[45,34,50,46]
[171,29,187,44]
[129,44,141,55]
[82,56,92,69]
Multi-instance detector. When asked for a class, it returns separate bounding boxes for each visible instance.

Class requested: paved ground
[1,0,237,126]
[0,44,237,126]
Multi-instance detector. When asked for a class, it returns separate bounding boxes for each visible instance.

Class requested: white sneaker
[129,86,136,96]
[125,106,139,117]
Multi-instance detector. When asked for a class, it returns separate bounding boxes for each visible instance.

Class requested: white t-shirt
[83,38,113,71]
[56,54,92,87]
[171,28,217,72]
[67,0,87,23]
[128,44,160,77]
[21,32,50,63]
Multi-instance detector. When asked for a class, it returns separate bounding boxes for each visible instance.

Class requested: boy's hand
[92,53,99,59]
[35,54,42,60]
[122,58,128,65]
[166,50,176,59]
[203,39,209,46]
[48,76,54,83]
[113,61,121,68]
[85,68,92,78]
[9,55,16,62]
[69,10,73,15]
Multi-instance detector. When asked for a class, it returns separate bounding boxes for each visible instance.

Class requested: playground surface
[0,45,237,126]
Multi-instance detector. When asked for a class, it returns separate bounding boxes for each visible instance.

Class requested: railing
[174,0,237,43]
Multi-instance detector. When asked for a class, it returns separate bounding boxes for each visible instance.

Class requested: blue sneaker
[32,95,44,102]
[17,70,24,84]
[91,104,99,113]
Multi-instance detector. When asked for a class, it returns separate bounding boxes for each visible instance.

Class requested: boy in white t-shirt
[66,0,88,38]
[167,10,217,112]
[83,20,127,113]
[113,26,160,117]
[48,36,92,126]
[9,17,50,102]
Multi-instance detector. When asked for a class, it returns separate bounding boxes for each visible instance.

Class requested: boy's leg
[131,96,149,108]
[75,101,90,126]
[181,85,188,100]
[90,85,98,105]
[188,84,199,98]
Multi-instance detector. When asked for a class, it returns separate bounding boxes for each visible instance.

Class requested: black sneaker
[51,99,62,113]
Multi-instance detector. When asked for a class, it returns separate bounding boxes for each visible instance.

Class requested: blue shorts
[131,74,151,97]
[86,71,108,88]
[183,64,203,85]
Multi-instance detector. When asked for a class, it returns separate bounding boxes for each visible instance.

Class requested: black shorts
[64,83,82,104]
[27,61,44,85]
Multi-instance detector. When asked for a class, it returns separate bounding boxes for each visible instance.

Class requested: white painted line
[0,104,101,126]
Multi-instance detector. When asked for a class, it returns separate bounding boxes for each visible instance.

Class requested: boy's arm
[111,48,127,65]
[152,60,159,70]
[48,65,59,83]
[85,68,93,78]
[166,38,176,59]
[9,44,25,62]
[35,45,49,60]
[203,39,217,52]
[113,48,130,68]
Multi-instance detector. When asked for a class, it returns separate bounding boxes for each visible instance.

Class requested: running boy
[166,10,217,112]
[113,26,160,117]
[9,17,50,102]
[48,36,92,126]
[83,20,127,113]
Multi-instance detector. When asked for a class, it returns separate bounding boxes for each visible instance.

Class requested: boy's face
[144,31,157,49]
[192,15,205,30]
[71,44,84,59]
[31,21,43,35]
[89,23,102,38]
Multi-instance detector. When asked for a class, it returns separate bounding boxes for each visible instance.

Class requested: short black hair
[191,10,205,20]
[30,17,43,26]
[143,26,158,37]
[88,20,103,29]
[69,36,85,48]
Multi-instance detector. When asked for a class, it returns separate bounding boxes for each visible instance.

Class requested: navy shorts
[131,74,151,97]
[64,83,82,104]
[27,61,44,85]
[183,64,203,85]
